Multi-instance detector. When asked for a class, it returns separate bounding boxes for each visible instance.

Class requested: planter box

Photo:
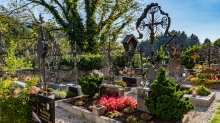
[183,92,216,106]
[57,101,121,123]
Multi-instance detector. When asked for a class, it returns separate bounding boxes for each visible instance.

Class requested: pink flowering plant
[0,76,40,123]
[98,95,137,112]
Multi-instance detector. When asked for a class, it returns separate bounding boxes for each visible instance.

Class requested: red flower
[189,75,194,78]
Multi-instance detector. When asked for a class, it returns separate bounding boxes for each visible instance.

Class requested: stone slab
[137,98,150,113]
[183,92,216,106]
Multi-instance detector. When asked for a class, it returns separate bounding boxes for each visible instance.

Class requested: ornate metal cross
[136,3,171,63]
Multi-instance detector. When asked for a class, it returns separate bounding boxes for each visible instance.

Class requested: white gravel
[55,106,92,123]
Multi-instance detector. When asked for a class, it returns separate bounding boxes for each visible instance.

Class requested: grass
[209,100,220,123]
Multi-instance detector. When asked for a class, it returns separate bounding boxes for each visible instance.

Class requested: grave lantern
[122,34,139,77]
[192,87,197,97]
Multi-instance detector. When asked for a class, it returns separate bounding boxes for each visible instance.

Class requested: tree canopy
[19,0,142,54]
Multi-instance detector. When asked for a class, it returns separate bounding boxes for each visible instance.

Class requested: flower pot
[92,105,105,116]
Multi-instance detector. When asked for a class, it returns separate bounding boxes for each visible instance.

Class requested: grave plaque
[29,94,55,123]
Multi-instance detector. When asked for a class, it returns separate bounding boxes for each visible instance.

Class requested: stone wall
[13,67,89,83]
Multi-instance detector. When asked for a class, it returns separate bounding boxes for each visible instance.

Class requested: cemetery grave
[1,1,220,123]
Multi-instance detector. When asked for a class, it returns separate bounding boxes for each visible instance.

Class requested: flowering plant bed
[61,95,187,123]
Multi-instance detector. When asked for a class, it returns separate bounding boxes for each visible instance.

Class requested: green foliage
[67,91,77,98]
[188,86,211,96]
[213,38,220,48]
[181,55,195,69]
[113,80,127,87]
[132,54,141,68]
[4,39,32,72]
[28,0,142,53]
[0,77,39,123]
[154,46,168,64]
[145,68,194,120]
[112,52,126,68]
[210,103,220,123]
[78,74,104,97]
[77,54,103,72]
[53,89,67,99]
[126,115,140,123]
[47,88,53,92]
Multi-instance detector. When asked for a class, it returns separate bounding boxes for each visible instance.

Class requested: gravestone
[29,94,55,123]
[122,76,141,86]
[99,84,124,97]
[146,65,157,83]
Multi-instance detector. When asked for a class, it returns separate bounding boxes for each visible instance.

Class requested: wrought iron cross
[136,3,171,63]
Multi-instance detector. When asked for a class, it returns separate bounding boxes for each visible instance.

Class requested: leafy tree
[154,46,168,64]
[24,0,142,54]
[181,55,195,69]
[213,38,220,48]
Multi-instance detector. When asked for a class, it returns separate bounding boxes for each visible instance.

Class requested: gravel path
[55,89,220,123]
[186,89,220,123]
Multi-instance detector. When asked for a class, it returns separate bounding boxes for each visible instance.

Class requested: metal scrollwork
[136,3,171,43]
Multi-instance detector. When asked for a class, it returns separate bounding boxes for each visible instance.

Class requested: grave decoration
[37,14,50,92]
[136,3,171,64]
[122,34,138,77]
[145,67,194,120]
[164,34,187,69]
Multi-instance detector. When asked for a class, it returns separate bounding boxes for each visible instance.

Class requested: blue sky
[2,0,220,43]
[136,0,220,43]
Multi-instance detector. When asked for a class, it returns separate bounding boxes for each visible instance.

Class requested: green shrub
[145,68,194,120]
[113,80,127,87]
[67,91,77,98]
[53,89,67,99]
[0,76,39,123]
[188,86,211,96]
[47,87,53,92]
[78,74,104,97]
[77,54,103,72]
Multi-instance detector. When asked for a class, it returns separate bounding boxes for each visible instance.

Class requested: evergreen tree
[145,68,194,120]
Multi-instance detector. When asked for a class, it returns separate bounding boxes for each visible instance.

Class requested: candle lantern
[192,87,197,97]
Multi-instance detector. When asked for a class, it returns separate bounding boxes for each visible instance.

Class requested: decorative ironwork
[46,42,62,69]
[136,3,171,43]
[164,34,188,59]
[136,3,171,63]
[200,39,219,68]
[0,30,7,69]
[71,41,83,85]
[122,34,139,77]
[37,13,50,91]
